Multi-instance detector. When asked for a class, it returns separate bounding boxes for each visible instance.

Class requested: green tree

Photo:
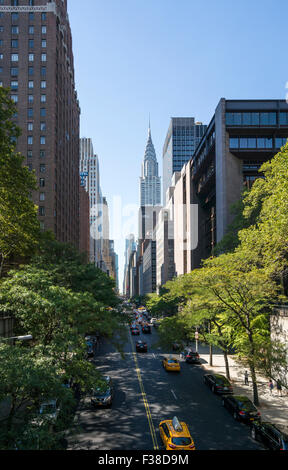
[0,87,40,277]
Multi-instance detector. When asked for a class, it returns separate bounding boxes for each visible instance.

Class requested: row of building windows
[230,136,288,149]
[0,11,47,22]
[226,112,288,126]
[3,53,47,61]
[0,39,47,48]
[27,136,47,145]
[0,25,47,34]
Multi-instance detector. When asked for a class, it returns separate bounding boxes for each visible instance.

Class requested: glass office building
[162,118,207,204]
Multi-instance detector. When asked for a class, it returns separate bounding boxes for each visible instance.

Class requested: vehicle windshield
[172,437,192,446]
[168,360,178,364]
[215,376,229,385]
[238,399,256,411]
[41,404,56,414]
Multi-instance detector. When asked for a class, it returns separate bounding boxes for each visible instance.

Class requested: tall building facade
[172,99,288,275]
[0,0,80,246]
[79,137,102,265]
[162,118,207,204]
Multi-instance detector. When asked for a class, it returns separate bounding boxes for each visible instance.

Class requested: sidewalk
[199,349,288,432]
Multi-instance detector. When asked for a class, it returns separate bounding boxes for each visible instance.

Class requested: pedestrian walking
[276,380,282,397]
[244,370,249,385]
[268,379,274,395]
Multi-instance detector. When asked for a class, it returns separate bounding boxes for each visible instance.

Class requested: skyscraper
[162,117,207,204]
[0,0,80,247]
[140,124,161,206]
[79,137,102,266]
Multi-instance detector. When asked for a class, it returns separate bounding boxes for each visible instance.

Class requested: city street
[68,324,262,451]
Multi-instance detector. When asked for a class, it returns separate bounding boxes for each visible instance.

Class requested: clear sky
[67,0,288,292]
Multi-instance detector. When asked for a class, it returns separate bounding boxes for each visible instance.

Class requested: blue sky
[68,0,288,291]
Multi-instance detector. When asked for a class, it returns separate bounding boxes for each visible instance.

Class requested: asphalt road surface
[68,323,263,451]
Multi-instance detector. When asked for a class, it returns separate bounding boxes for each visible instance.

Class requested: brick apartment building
[0,0,81,247]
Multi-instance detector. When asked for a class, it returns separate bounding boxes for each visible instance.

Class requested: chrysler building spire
[140,122,161,206]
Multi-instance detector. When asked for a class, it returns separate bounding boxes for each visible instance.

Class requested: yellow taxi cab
[162,356,181,372]
[159,416,196,450]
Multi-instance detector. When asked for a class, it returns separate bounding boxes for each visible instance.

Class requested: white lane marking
[152,353,156,359]
[171,389,177,400]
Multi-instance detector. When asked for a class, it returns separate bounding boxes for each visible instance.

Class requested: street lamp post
[195,329,199,352]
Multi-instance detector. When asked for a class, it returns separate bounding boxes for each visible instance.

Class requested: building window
[10,80,18,90]
[39,178,45,187]
[11,53,18,61]
[27,122,33,131]
[29,13,34,22]
[29,39,34,49]
[10,67,18,77]
[40,163,46,172]
[28,53,34,62]
[28,95,33,103]
[11,13,19,22]
[39,206,45,216]
[27,150,33,159]
[41,54,46,62]
[27,136,33,145]
[41,40,46,48]
[29,0,34,5]
[11,39,18,48]
[41,81,46,89]
[40,150,45,158]
[41,13,47,22]
[279,113,288,125]
[40,94,46,103]
[40,136,46,145]
[0,54,3,60]
[41,26,47,35]
[28,26,34,35]
[40,122,46,131]
[11,26,19,35]
[41,67,46,77]
[11,94,18,103]
[40,193,45,201]
[40,108,46,117]
[27,108,33,118]
[28,80,34,89]
[28,66,34,76]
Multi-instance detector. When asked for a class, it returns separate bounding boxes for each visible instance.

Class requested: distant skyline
[67,0,288,292]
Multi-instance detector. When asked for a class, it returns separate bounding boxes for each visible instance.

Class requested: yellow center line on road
[129,332,159,450]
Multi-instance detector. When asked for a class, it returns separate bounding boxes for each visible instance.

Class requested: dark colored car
[222,395,261,423]
[131,327,140,335]
[86,341,94,358]
[180,348,200,364]
[136,340,147,352]
[251,421,288,450]
[203,374,233,394]
[142,324,151,334]
[91,376,114,407]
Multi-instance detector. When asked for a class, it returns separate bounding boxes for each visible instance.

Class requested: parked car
[86,341,94,358]
[159,416,196,450]
[142,324,151,334]
[251,421,288,450]
[180,348,200,364]
[136,340,147,352]
[91,376,114,407]
[222,395,261,423]
[203,374,233,394]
